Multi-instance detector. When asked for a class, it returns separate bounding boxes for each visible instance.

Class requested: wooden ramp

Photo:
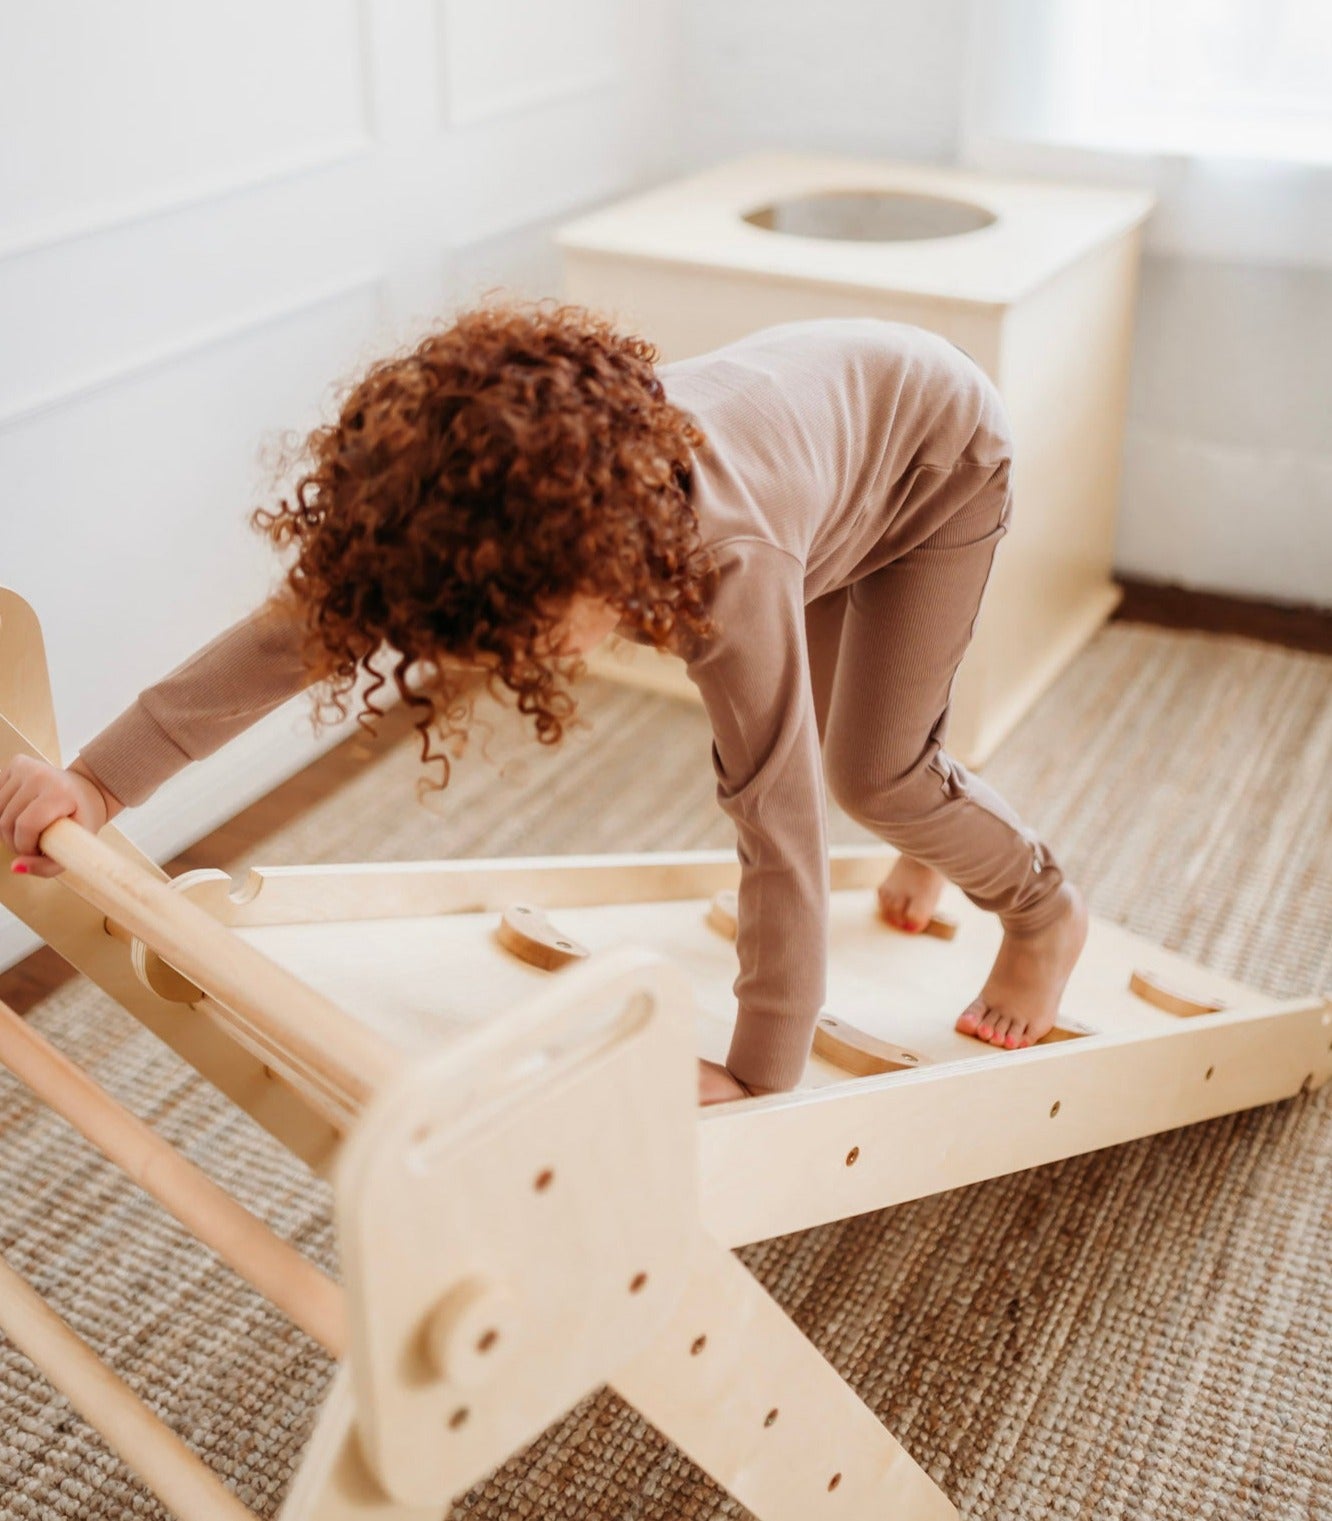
[0,585,1327,1520]
[166,848,1331,1251]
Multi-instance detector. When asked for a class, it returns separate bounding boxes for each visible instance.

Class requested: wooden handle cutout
[813,1015,927,1078]
[706,889,738,940]
[495,904,589,971]
[1129,968,1226,1018]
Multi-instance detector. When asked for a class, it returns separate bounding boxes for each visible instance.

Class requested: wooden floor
[2,581,1328,1014]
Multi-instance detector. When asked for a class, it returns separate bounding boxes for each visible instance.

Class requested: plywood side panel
[699,995,1330,1247]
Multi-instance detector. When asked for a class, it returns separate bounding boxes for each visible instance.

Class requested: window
[967,0,1332,166]
[1051,0,1332,164]
[961,0,1332,266]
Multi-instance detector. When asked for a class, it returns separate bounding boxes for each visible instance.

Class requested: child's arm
[684,537,830,1093]
[74,597,317,809]
[2,599,320,876]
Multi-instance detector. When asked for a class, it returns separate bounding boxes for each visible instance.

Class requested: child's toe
[879,895,922,932]
[877,889,904,927]
[955,999,986,1036]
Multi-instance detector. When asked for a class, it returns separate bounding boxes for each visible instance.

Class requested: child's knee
[825,747,941,835]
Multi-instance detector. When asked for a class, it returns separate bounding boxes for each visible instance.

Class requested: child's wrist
[67,758,119,824]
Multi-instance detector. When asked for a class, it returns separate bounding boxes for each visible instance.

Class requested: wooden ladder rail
[0,819,384,1520]
[0,995,346,1355]
[0,988,352,1520]
[0,1251,259,1521]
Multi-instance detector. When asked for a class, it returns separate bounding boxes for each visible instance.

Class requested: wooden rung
[0,1251,257,1521]
[1129,968,1227,1018]
[35,818,399,1106]
[495,903,590,970]
[0,996,345,1357]
[813,1016,927,1077]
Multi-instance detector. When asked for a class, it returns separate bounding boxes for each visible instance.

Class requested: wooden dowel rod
[37,819,396,1105]
[194,993,360,1129]
[0,997,346,1357]
[0,1251,257,1521]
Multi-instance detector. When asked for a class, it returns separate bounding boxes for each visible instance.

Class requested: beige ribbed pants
[806,464,1068,934]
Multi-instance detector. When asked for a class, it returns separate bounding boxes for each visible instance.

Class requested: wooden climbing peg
[495,904,590,971]
[813,1015,927,1077]
[1129,968,1226,1018]
[706,889,738,940]
[1037,1018,1096,1044]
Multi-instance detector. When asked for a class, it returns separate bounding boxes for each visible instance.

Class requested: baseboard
[1112,577,1332,655]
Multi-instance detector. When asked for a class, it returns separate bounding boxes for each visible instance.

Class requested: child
[0,300,1087,1105]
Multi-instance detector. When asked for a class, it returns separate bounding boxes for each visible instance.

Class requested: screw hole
[845,1146,860,1167]
[691,1335,707,1356]
[629,1272,648,1294]
[1049,1100,1061,1118]
[555,941,573,951]
[764,1408,780,1428]
[1204,1065,1215,1081]
[534,1168,555,1192]
[515,906,531,915]
[828,1473,842,1492]
[448,1407,470,1430]
[476,1329,499,1354]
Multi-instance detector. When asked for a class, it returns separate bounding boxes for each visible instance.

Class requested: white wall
[1117,255,1332,604]
[677,0,970,166]
[677,0,1332,607]
[958,139,1332,604]
[0,0,684,968]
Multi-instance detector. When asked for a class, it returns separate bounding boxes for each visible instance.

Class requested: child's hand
[698,1058,779,1105]
[0,756,114,878]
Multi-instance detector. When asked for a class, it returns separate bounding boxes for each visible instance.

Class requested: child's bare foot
[697,1058,782,1105]
[955,883,1088,1049]
[877,855,947,933]
[698,1059,749,1105]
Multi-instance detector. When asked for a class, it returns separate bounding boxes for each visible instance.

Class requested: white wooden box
[557,152,1154,765]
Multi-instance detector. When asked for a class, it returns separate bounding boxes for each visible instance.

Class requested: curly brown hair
[251,296,715,791]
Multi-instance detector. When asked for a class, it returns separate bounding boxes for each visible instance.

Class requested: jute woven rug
[1,622,1329,1519]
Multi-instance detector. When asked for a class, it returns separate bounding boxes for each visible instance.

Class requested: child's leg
[806,589,949,932]
[821,464,1086,1047]
[803,588,847,743]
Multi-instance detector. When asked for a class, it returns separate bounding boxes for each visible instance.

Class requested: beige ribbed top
[77,317,1011,1089]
